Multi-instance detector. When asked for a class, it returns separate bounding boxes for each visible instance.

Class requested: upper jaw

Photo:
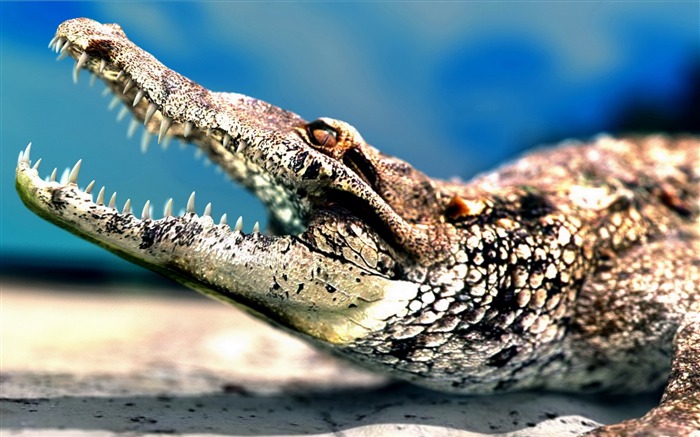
[47,17,450,262]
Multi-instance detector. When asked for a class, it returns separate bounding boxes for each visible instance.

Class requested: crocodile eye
[307,120,337,148]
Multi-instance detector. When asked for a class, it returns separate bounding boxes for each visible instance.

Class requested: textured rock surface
[1,280,657,436]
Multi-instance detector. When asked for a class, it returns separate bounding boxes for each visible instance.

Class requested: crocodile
[15,18,699,435]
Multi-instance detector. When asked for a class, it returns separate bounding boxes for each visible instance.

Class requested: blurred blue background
[1,2,698,280]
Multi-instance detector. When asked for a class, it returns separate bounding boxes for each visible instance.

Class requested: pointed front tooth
[22,142,32,164]
[32,158,42,170]
[123,199,132,214]
[123,79,134,94]
[219,213,228,226]
[55,38,67,53]
[109,192,117,208]
[89,73,97,87]
[140,130,151,153]
[183,121,193,138]
[158,116,172,144]
[85,180,95,194]
[253,221,260,233]
[73,52,89,84]
[116,70,124,81]
[164,198,173,217]
[68,159,82,184]
[236,140,249,154]
[101,86,111,97]
[56,41,70,60]
[127,118,139,139]
[48,35,59,50]
[203,203,212,217]
[141,200,151,220]
[99,59,106,73]
[117,106,129,122]
[108,95,120,110]
[144,102,157,125]
[97,187,106,205]
[222,134,230,147]
[17,150,24,165]
[132,90,144,107]
[50,168,57,182]
[186,192,196,214]
[234,216,243,232]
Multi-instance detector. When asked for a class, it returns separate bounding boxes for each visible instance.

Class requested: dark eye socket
[307,120,337,148]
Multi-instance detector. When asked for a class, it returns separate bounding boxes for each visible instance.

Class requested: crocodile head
[16,18,455,346]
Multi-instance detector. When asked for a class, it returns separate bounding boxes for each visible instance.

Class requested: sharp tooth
[219,213,228,226]
[140,130,152,153]
[117,106,129,122]
[205,127,212,137]
[186,192,196,214]
[54,37,66,53]
[158,116,172,144]
[164,198,173,217]
[108,96,121,110]
[99,59,106,73]
[127,118,139,139]
[123,79,134,94]
[133,90,144,107]
[234,216,243,232]
[50,168,57,182]
[222,134,230,147]
[253,221,260,233]
[48,35,59,50]
[32,158,42,170]
[236,140,249,154]
[204,203,212,217]
[194,148,203,159]
[123,199,132,214]
[141,200,151,220]
[116,70,124,81]
[22,142,32,164]
[144,102,157,125]
[73,52,89,84]
[68,159,82,184]
[97,187,106,205]
[17,150,24,165]
[109,192,117,208]
[85,180,96,194]
[101,86,111,97]
[89,73,97,87]
[183,121,193,138]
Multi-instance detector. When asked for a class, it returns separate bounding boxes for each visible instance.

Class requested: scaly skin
[16,18,700,435]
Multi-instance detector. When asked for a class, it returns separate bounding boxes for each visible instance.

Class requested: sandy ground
[1,279,658,436]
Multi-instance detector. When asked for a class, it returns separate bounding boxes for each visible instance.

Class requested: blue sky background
[1,2,698,274]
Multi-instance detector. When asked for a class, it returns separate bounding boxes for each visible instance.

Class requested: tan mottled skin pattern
[16,19,699,435]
